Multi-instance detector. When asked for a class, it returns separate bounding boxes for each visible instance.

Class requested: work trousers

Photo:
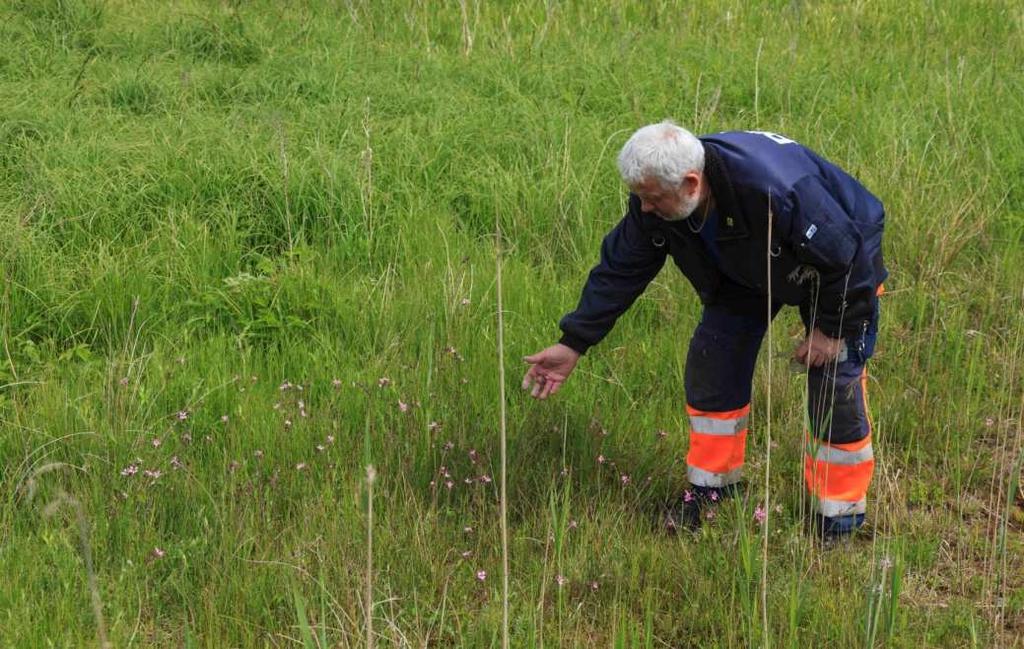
[684,287,880,518]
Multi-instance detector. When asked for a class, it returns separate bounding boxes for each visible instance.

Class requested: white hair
[616,120,705,189]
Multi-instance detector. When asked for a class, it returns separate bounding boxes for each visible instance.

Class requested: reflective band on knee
[686,404,749,488]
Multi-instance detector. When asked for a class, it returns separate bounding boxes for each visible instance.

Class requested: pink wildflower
[326,435,335,444]
[143,469,161,480]
[221,415,229,423]
[176,410,189,421]
[468,449,478,463]
[295,462,307,471]
[463,526,473,534]
[754,505,767,524]
[460,298,470,306]
[332,378,342,388]
[476,570,486,582]
[705,509,717,520]
[445,480,454,490]
[169,456,183,469]
[683,490,694,503]
[620,474,631,486]
[709,490,719,502]
[479,474,492,484]
[555,575,568,587]
[428,421,441,432]
[279,381,293,391]
[254,450,264,458]
[398,400,409,413]
[568,519,578,530]
[656,429,668,439]
[590,581,599,592]
[151,547,166,560]
[461,550,473,559]
[119,377,129,386]
[316,444,325,453]
[151,438,162,448]
[597,454,606,464]
[120,464,138,477]
[378,377,391,388]
[442,440,454,451]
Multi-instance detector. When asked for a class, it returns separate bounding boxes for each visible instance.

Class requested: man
[521,122,886,538]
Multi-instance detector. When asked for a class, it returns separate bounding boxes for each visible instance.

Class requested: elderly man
[522,122,886,538]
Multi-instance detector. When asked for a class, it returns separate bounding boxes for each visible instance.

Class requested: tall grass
[1,0,1022,646]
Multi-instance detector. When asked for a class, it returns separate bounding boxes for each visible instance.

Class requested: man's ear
[682,171,701,195]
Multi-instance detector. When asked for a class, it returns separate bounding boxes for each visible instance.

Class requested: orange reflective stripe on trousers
[687,404,749,486]
[804,367,875,512]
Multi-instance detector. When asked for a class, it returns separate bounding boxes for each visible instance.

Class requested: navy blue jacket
[559,130,887,355]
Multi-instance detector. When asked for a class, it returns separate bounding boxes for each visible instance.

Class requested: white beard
[658,192,702,222]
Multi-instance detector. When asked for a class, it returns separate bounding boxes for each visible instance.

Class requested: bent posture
[522,122,886,538]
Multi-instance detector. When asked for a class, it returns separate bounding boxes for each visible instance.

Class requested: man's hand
[793,327,844,367]
[521,343,580,400]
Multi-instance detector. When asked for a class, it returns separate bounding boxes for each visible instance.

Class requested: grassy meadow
[2,0,1023,646]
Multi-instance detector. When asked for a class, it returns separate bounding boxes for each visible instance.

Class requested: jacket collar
[702,142,749,240]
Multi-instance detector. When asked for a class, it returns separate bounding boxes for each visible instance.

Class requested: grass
[2,0,1023,646]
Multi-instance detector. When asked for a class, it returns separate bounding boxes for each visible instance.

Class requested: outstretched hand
[793,327,844,367]
[521,343,580,400]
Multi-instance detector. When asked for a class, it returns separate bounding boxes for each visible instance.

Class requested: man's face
[631,175,701,222]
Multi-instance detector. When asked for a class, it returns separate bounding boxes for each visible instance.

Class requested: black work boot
[659,484,741,534]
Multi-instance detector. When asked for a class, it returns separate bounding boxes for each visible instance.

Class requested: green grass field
[2,1,1023,646]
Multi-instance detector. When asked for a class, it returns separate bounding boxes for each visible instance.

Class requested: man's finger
[544,380,562,399]
[793,345,807,364]
[531,380,543,398]
[540,380,556,400]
